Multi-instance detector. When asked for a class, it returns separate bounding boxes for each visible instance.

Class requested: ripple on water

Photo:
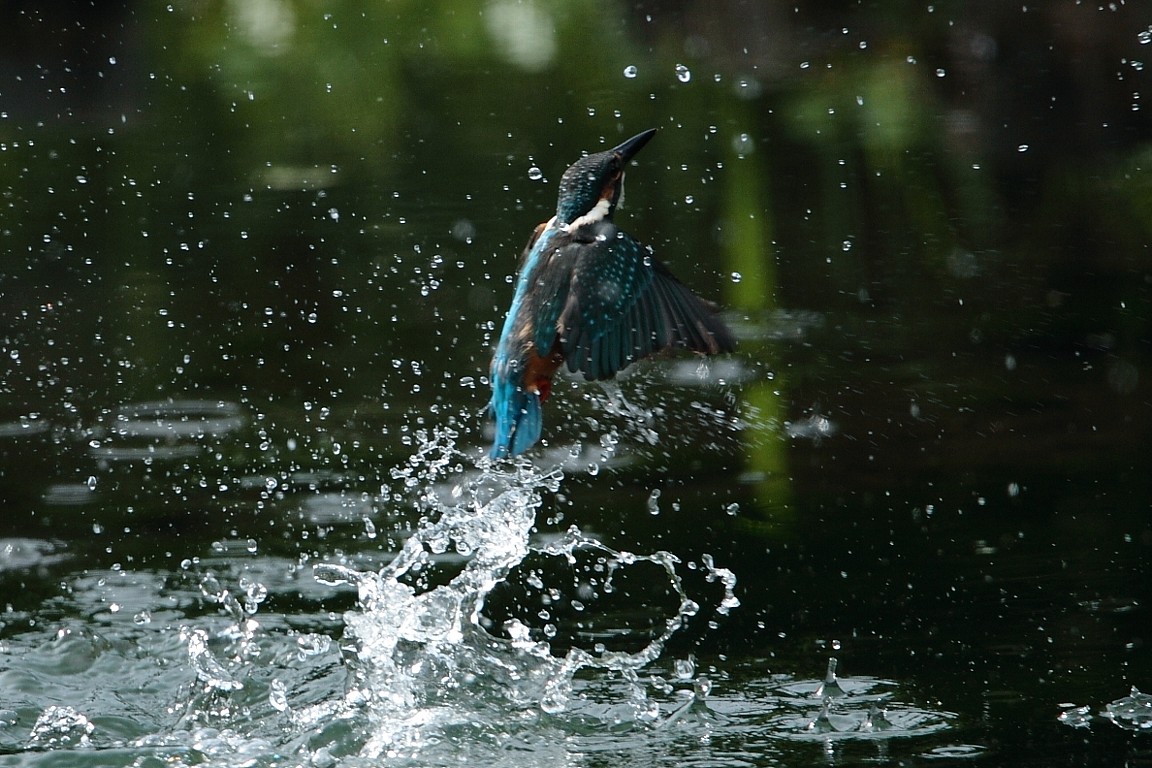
[88,399,244,462]
[0,538,69,571]
[0,414,51,438]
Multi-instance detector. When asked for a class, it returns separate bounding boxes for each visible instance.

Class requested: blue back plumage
[488,227,560,458]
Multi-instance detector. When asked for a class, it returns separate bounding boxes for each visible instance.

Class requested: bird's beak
[611,128,657,164]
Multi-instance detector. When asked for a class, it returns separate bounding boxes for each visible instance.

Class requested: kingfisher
[487,128,736,459]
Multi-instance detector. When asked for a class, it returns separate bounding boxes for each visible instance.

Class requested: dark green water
[1,2,1150,766]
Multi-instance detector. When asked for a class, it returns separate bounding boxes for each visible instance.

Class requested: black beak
[611,128,657,163]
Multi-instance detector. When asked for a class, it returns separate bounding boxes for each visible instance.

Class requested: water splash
[26,705,95,749]
[307,427,739,760]
[767,656,956,740]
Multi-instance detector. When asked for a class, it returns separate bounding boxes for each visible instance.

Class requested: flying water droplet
[646,488,661,515]
[527,166,543,181]
[675,63,691,83]
[623,65,638,79]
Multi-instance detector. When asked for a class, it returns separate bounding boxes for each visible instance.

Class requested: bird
[487,128,736,459]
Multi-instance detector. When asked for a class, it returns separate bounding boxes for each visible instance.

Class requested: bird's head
[554,128,656,229]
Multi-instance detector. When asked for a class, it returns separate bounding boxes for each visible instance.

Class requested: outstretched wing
[555,225,735,381]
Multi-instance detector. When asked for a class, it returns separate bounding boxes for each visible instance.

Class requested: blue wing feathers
[488,218,735,458]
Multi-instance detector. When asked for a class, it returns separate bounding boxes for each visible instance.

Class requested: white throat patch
[563,196,612,232]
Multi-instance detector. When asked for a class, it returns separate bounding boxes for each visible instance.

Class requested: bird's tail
[488,385,543,459]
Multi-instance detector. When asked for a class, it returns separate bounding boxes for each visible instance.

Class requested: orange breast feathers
[522,348,564,402]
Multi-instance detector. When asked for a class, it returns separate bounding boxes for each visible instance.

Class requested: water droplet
[647,488,662,515]
[675,63,691,83]
[730,272,742,283]
[1139,27,1152,45]
[623,65,638,79]
[683,194,694,204]
[732,133,754,155]
[86,476,97,491]
[527,166,543,181]
[935,68,947,78]
[1017,144,1029,152]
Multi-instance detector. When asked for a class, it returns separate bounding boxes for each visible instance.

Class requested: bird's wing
[555,227,735,381]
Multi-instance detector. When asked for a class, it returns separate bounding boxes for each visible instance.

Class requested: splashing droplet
[623,65,638,79]
[675,63,691,83]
